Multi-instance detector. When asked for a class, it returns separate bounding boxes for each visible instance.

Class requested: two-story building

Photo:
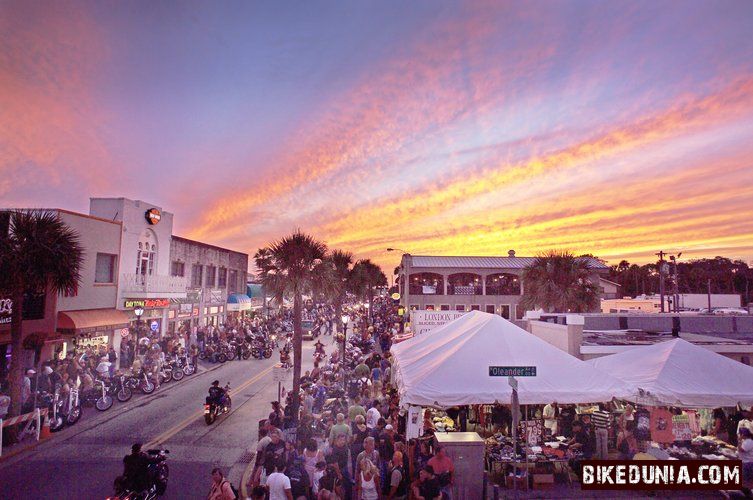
[397,251,610,319]
[167,236,249,333]
[89,198,189,337]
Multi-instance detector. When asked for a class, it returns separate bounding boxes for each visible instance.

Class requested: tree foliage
[0,210,83,418]
[519,250,600,313]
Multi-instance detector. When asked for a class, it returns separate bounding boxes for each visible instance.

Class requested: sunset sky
[2,1,753,272]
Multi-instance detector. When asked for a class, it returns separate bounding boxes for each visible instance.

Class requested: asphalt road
[0,337,328,500]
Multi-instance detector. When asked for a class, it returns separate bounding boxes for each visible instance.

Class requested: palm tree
[320,250,353,336]
[257,231,326,423]
[254,247,273,317]
[350,259,387,320]
[519,250,599,313]
[0,210,83,419]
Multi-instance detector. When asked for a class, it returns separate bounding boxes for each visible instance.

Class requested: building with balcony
[89,198,187,335]
[397,251,609,319]
[168,236,249,332]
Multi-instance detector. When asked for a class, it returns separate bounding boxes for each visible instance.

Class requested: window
[425,305,435,311]
[206,266,216,287]
[229,270,238,293]
[136,235,156,276]
[95,253,117,283]
[171,261,185,277]
[440,305,450,311]
[515,305,526,320]
[191,264,203,288]
[455,304,466,311]
[471,304,480,311]
[22,292,46,320]
[485,305,495,314]
[500,305,510,319]
[218,267,227,287]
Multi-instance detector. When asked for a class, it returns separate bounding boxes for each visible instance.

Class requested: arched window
[136,230,157,276]
[448,273,482,295]
[408,273,444,295]
[486,273,521,295]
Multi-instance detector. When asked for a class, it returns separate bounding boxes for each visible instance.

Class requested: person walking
[591,406,611,460]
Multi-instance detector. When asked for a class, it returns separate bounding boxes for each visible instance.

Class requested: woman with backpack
[207,467,237,500]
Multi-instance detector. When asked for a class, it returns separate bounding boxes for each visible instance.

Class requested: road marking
[145,365,274,448]
[240,452,257,498]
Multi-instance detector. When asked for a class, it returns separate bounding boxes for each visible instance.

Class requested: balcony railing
[409,284,443,295]
[120,273,188,294]
[485,284,521,296]
[447,284,483,295]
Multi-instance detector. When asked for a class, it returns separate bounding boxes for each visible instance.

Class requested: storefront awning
[227,293,252,312]
[57,308,130,335]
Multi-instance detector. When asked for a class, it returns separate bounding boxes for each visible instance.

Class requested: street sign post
[488,366,536,377]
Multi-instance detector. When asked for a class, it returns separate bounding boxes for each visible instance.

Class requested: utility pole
[656,250,667,313]
[707,279,712,313]
[670,253,682,312]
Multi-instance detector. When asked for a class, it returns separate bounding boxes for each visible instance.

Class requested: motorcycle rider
[208,380,228,408]
[314,339,325,356]
[122,443,160,493]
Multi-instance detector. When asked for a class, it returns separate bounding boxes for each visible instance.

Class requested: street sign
[489,366,536,377]
[391,292,401,300]
[150,321,159,332]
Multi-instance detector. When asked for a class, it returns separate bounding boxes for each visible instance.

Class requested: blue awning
[227,293,252,311]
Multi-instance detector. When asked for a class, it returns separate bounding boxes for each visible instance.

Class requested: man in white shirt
[266,461,293,500]
[543,402,558,436]
[366,401,381,430]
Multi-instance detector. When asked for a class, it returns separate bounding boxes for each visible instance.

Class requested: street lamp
[134,305,144,342]
[341,314,350,388]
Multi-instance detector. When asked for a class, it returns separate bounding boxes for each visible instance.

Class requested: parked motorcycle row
[199,334,279,363]
[35,355,197,433]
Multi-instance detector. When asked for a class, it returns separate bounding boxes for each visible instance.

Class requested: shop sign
[391,292,401,301]
[177,303,193,318]
[124,298,170,309]
[120,328,130,338]
[168,310,175,319]
[78,335,109,347]
[489,366,537,377]
[0,298,11,325]
[145,208,161,225]
[150,320,159,332]
[410,310,467,335]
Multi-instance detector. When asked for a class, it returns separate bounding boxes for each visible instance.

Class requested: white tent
[391,310,631,406]
[588,338,753,408]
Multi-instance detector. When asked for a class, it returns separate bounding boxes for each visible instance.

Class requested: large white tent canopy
[588,338,753,408]
[391,311,631,407]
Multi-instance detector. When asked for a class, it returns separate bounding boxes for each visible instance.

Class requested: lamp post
[341,313,350,388]
[134,305,145,343]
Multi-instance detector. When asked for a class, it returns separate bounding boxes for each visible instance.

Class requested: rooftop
[406,255,609,270]
[581,329,753,354]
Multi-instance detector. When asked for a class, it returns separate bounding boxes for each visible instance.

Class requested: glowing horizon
[3,1,753,272]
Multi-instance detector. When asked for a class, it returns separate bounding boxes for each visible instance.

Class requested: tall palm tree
[258,231,326,423]
[0,210,83,419]
[350,259,387,320]
[254,247,273,317]
[519,250,599,313]
[327,250,353,336]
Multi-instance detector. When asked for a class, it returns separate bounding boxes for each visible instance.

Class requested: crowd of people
[243,298,454,500]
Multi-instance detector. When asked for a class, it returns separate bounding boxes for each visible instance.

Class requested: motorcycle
[128,369,155,394]
[204,383,232,425]
[50,387,81,432]
[158,365,173,385]
[111,448,170,500]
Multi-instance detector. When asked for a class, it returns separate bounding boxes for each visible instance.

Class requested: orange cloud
[0,3,113,199]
